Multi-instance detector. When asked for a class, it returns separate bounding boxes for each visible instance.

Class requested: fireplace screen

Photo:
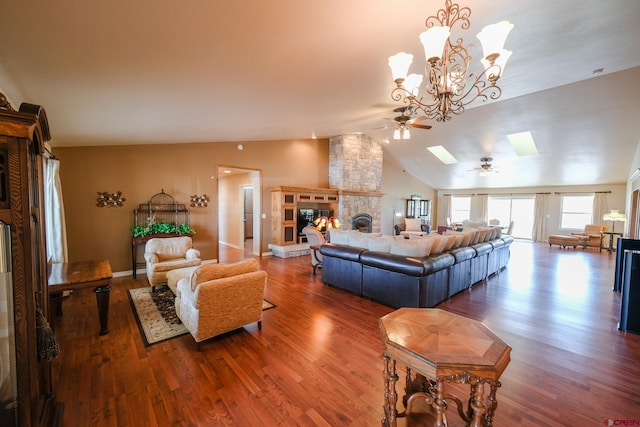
[352,213,373,233]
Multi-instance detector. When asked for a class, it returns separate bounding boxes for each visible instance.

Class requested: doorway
[217,165,262,263]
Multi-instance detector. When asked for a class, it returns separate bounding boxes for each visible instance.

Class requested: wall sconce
[97,191,126,207]
[190,194,209,208]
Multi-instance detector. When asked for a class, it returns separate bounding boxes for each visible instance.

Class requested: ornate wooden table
[379,308,511,427]
[48,260,113,335]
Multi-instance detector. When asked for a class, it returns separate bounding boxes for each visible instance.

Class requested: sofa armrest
[185,248,201,260]
[144,252,158,263]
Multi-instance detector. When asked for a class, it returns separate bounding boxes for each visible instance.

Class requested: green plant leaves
[130,222,195,237]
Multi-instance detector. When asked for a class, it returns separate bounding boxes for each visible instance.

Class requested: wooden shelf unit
[270,186,338,246]
[0,102,62,426]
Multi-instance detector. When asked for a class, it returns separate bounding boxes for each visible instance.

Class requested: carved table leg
[485,379,501,427]
[382,354,399,426]
[94,284,111,335]
[469,377,486,427]
[434,379,447,427]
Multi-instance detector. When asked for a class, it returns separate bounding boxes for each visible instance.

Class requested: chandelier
[388,0,513,122]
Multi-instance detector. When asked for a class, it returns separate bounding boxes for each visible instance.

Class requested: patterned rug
[128,285,275,346]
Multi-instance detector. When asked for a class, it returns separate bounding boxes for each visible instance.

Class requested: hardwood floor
[50,241,640,426]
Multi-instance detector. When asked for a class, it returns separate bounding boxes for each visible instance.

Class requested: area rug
[128,285,275,346]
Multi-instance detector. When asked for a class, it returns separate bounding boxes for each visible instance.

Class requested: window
[561,195,593,229]
[450,196,471,223]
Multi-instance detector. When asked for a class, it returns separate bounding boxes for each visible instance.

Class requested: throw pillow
[329,229,350,245]
[367,236,393,253]
[430,235,448,254]
[390,238,433,257]
[348,231,370,248]
[443,234,458,251]
[405,218,422,232]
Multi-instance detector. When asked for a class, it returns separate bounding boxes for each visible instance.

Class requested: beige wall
[381,154,437,235]
[54,138,330,272]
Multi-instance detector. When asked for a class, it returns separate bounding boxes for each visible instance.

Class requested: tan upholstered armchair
[144,236,201,289]
[571,224,607,248]
[175,258,267,349]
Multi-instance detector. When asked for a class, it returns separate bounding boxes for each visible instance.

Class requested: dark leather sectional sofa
[318,235,513,308]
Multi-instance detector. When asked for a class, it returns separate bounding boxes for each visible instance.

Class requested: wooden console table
[379,308,511,426]
[48,260,113,335]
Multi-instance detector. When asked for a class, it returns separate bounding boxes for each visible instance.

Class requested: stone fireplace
[329,134,383,232]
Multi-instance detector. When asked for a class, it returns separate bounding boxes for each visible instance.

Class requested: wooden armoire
[0,97,62,426]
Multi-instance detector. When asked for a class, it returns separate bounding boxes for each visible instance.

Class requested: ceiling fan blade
[410,123,432,130]
[407,116,428,124]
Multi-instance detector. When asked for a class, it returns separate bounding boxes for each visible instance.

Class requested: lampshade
[404,73,424,96]
[393,128,401,140]
[476,21,514,60]
[402,128,410,139]
[419,26,451,62]
[481,49,512,75]
[388,52,414,81]
[603,209,627,222]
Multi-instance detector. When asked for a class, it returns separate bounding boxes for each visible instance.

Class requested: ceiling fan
[469,157,499,176]
[377,106,432,139]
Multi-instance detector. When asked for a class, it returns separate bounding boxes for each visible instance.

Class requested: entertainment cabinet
[270,186,338,246]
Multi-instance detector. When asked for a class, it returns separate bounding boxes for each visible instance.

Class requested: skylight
[427,145,458,164]
[506,131,538,156]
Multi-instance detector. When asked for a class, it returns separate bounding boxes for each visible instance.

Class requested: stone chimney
[329,134,383,233]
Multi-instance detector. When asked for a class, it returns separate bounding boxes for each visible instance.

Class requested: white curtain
[44,158,68,263]
[592,192,609,226]
[440,195,452,226]
[532,193,549,241]
[470,194,488,222]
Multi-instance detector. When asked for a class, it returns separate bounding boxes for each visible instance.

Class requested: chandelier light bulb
[402,128,411,139]
[393,128,401,140]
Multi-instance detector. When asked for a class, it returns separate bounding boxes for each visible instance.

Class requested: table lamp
[603,209,626,233]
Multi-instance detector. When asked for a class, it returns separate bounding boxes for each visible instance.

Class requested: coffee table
[379,308,511,426]
[48,260,113,335]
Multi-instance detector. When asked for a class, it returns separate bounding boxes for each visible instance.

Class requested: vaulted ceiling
[1,0,639,190]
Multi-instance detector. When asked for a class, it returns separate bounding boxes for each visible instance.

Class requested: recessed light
[224,170,231,174]
[237,144,244,150]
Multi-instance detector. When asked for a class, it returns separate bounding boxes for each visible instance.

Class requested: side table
[48,260,113,335]
[600,231,623,253]
[379,308,511,427]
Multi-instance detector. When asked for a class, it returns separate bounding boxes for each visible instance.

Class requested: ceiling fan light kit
[388,0,513,122]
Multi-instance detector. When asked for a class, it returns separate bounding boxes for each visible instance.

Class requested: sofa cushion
[443,234,458,251]
[146,236,193,261]
[411,234,447,254]
[405,218,422,232]
[390,238,433,257]
[367,235,394,253]
[348,231,371,248]
[329,229,350,245]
